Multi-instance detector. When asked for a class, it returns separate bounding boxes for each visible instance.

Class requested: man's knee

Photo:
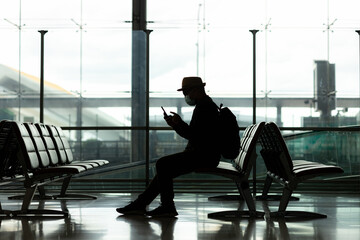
[156,152,193,174]
[156,156,168,172]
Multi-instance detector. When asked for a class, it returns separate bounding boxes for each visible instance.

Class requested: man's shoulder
[198,95,217,107]
[195,96,219,115]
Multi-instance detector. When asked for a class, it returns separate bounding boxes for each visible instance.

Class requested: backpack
[217,104,241,159]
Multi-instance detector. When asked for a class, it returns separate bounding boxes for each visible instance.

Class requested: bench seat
[44,124,109,169]
[0,120,109,218]
[259,122,344,219]
[196,122,266,219]
[197,161,241,177]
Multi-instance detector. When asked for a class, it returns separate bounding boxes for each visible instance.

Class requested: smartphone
[161,106,168,117]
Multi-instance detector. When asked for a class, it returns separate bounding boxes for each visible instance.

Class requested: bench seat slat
[292,164,344,177]
[47,125,109,168]
[33,165,87,175]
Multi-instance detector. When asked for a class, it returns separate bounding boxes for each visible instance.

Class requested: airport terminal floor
[0,192,359,240]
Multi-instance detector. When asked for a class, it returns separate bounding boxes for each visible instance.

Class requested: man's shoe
[116,201,146,215]
[146,204,178,217]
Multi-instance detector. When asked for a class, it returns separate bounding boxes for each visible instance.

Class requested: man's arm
[164,112,191,139]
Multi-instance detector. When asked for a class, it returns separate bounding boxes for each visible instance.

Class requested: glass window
[0,0,358,191]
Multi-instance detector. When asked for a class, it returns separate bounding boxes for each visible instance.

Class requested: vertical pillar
[144,29,152,185]
[250,30,259,124]
[131,31,146,164]
[356,30,360,124]
[131,0,147,165]
[276,105,282,127]
[38,30,47,123]
[250,29,259,196]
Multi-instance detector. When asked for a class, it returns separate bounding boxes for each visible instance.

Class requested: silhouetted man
[116,76,221,217]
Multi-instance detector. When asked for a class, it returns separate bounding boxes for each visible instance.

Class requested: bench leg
[262,175,272,197]
[256,176,273,200]
[2,185,64,215]
[208,181,265,219]
[8,185,54,200]
[52,176,96,200]
[269,187,327,219]
[7,184,69,218]
[255,177,299,201]
[21,185,37,211]
[9,176,97,201]
[278,187,292,213]
[238,181,257,214]
[38,185,49,199]
[59,176,72,197]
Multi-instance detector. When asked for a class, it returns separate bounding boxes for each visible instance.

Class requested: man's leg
[147,151,200,217]
[115,153,181,215]
[116,175,160,215]
[117,151,209,216]
[136,175,160,205]
[125,151,197,207]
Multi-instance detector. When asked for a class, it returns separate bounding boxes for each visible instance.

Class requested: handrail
[61,125,360,132]
[281,125,360,140]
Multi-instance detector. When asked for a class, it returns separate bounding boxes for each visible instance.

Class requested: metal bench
[0,120,109,218]
[258,122,344,218]
[34,123,109,199]
[196,122,266,219]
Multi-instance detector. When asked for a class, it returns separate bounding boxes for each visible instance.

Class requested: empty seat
[259,122,344,218]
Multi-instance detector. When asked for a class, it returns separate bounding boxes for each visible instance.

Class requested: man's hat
[177,76,206,91]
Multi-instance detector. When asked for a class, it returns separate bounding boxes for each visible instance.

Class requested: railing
[50,126,358,192]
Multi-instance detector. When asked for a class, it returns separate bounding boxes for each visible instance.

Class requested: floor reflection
[213,219,256,240]
[0,199,102,240]
[0,193,358,240]
[116,215,178,240]
[205,217,328,240]
[261,198,326,240]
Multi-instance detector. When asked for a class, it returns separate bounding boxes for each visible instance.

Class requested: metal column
[250,30,259,125]
[356,30,360,124]
[144,29,152,185]
[131,0,150,184]
[250,29,259,196]
[39,30,47,123]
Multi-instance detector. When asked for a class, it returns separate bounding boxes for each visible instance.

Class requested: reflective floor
[0,192,359,240]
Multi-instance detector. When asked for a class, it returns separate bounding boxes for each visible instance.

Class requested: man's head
[177,76,207,105]
[177,77,206,93]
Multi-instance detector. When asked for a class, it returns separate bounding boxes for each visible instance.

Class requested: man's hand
[164,112,182,127]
